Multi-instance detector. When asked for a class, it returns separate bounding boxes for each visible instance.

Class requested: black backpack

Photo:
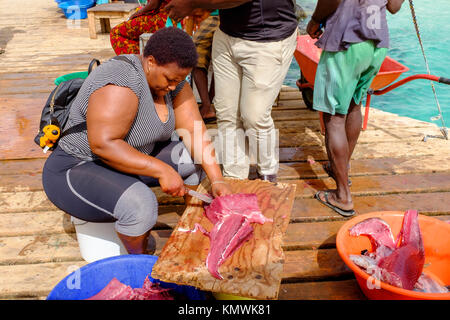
[34,56,136,152]
[34,58,100,152]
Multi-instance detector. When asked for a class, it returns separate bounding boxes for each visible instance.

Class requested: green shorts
[313,41,388,115]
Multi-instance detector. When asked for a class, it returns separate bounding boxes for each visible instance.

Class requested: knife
[187,189,213,204]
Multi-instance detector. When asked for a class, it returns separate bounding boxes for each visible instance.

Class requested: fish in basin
[348,210,448,293]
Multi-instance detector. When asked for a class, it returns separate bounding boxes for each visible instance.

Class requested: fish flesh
[190,193,273,280]
[86,276,174,300]
[349,210,448,293]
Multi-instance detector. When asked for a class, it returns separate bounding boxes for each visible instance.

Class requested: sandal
[323,163,352,187]
[202,117,217,124]
[315,191,355,217]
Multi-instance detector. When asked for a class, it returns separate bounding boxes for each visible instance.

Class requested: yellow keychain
[40,124,60,153]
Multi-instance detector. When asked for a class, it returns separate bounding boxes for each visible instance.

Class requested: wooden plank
[2,172,450,213]
[0,191,56,214]
[0,209,182,237]
[278,127,444,147]
[0,261,87,299]
[282,249,352,282]
[0,211,72,237]
[277,90,302,101]
[279,138,450,162]
[0,158,46,175]
[279,280,366,300]
[87,3,139,13]
[290,194,450,222]
[152,178,297,300]
[2,154,449,184]
[0,229,173,265]
[281,173,450,199]
[279,155,450,180]
[0,233,82,265]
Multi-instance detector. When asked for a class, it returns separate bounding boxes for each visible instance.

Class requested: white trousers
[212,28,297,179]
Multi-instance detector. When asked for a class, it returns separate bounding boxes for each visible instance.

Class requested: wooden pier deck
[1,0,449,300]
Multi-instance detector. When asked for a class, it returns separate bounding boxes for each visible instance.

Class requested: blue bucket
[58,0,95,19]
[47,255,206,300]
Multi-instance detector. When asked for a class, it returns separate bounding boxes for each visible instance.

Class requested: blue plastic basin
[47,255,206,300]
[58,0,95,19]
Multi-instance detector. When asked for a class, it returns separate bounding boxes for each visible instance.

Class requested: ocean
[285,0,450,127]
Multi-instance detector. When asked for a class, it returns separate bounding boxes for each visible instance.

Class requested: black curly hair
[143,27,198,69]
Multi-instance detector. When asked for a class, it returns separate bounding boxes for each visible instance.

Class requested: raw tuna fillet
[349,217,396,250]
[378,210,425,290]
[349,210,427,291]
[200,193,272,280]
[86,278,134,300]
[86,276,174,300]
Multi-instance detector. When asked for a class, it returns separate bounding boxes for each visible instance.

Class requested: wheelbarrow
[294,35,450,134]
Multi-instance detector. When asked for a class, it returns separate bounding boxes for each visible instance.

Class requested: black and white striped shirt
[59,54,184,161]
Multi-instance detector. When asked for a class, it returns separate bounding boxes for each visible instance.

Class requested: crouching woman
[42,27,231,254]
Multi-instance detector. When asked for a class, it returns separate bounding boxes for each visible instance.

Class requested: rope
[408,0,448,140]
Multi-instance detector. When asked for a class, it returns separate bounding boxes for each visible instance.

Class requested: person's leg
[193,67,215,118]
[116,231,151,255]
[345,99,362,161]
[324,98,360,184]
[238,30,297,179]
[312,47,362,215]
[320,112,353,210]
[193,15,220,120]
[212,29,247,179]
[42,147,159,255]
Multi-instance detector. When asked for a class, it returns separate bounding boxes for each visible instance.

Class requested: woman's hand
[211,181,232,198]
[158,165,186,197]
[130,0,161,19]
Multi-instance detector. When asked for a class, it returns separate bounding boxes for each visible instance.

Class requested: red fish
[349,210,425,290]
[198,193,272,280]
[86,276,174,300]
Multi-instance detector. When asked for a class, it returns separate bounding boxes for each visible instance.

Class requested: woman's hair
[143,27,198,69]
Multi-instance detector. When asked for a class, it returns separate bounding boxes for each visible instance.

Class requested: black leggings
[42,140,204,236]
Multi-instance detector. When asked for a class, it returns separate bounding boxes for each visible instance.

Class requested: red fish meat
[349,210,426,291]
[197,193,272,280]
[86,276,174,300]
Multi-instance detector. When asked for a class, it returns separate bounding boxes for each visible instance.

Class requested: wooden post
[87,11,97,39]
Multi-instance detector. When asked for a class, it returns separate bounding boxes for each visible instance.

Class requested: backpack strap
[112,55,139,72]
[59,57,136,139]
[60,121,87,139]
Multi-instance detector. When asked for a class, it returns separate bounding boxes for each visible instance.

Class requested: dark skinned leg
[324,100,361,184]
[345,99,362,162]
[319,112,353,210]
[193,67,215,119]
[117,230,151,255]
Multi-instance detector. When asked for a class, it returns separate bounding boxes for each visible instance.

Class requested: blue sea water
[286,0,450,126]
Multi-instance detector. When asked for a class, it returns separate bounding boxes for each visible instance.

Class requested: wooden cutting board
[151,178,297,299]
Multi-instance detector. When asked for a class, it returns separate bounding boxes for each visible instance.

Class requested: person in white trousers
[167,0,299,182]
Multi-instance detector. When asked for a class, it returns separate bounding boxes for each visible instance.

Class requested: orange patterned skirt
[110,4,170,55]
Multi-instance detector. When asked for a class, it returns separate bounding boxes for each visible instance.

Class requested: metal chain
[408,0,448,140]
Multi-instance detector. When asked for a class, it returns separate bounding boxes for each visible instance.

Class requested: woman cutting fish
[42,27,231,255]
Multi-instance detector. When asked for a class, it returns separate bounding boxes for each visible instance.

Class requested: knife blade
[187,189,213,203]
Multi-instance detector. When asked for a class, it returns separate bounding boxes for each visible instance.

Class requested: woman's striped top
[59,54,185,161]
